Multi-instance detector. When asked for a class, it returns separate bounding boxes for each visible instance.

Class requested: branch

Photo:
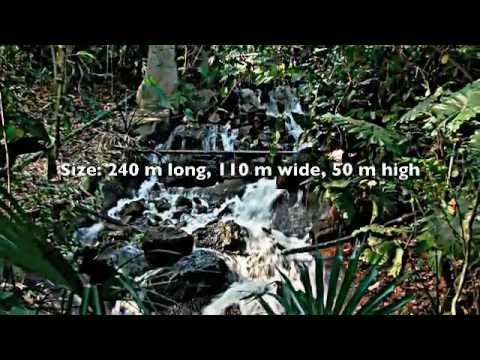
[118,146,298,156]
[0,91,10,199]
[282,212,417,256]
[451,184,480,315]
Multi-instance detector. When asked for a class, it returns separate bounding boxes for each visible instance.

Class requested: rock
[194,220,249,253]
[239,136,252,150]
[100,244,148,276]
[101,180,126,210]
[239,125,253,137]
[272,200,311,238]
[154,198,171,212]
[132,112,171,143]
[142,226,194,267]
[164,124,204,151]
[153,249,236,301]
[239,88,262,112]
[77,247,115,284]
[309,213,339,245]
[208,111,222,124]
[193,197,208,214]
[74,222,105,246]
[120,200,145,221]
[276,175,300,193]
[175,196,192,209]
[172,206,191,220]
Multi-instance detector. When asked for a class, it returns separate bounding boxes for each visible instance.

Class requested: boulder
[101,180,126,211]
[155,249,236,301]
[193,197,208,214]
[154,198,171,212]
[172,206,191,220]
[175,196,192,209]
[142,226,194,267]
[194,220,249,253]
[98,244,148,277]
[120,200,145,222]
[239,125,253,137]
[132,112,171,143]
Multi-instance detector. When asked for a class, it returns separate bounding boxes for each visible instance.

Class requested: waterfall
[73,222,105,246]
[203,125,219,151]
[266,87,304,147]
[203,124,239,152]
[220,125,239,151]
[285,114,303,144]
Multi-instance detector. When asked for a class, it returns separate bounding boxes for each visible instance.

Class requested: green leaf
[342,267,378,315]
[5,125,24,141]
[325,247,342,314]
[0,187,83,294]
[184,108,194,121]
[333,246,361,314]
[75,51,96,63]
[387,247,404,277]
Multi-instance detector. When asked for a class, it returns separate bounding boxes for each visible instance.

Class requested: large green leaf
[0,187,83,294]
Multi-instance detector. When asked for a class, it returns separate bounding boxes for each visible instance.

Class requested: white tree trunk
[136,45,178,110]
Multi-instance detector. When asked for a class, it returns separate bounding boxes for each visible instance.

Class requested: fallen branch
[119,146,298,156]
[282,212,417,256]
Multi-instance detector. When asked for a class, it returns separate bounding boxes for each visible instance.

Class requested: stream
[74,86,323,315]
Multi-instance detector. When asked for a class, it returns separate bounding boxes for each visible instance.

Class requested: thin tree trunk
[0,91,10,197]
[136,45,177,110]
[451,185,480,315]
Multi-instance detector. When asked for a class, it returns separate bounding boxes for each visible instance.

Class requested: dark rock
[154,198,171,212]
[164,124,204,151]
[239,136,252,150]
[175,196,192,209]
[77,247,115,284]
[172,206,191,220]
[193,197,208,214]
[142,226,194,267]
[194,220,249,253]
[239,125,253,137]
[98,244,148,277]
[120,200,145,221]
[155,249,236,301]
[101,180,126,210]
[276,175,300,193]
[309,210,339,245]
[272,200,311,238]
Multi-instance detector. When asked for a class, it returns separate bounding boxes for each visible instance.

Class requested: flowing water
[74,86,317,314]
[203,124,239,152]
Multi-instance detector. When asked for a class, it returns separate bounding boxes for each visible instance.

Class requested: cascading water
[266,87,305,148]
[203,124,239,152]
[203,125,219,151]
[220,125,239,152]
[203,178,316,314]
[74,85,319,315]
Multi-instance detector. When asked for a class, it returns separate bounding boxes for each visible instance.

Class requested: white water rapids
[73,87,317,314]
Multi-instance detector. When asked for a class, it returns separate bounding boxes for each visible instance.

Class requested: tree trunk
[136,45,178,110]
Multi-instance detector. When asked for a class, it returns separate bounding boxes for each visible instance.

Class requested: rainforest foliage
[1,45,480,315]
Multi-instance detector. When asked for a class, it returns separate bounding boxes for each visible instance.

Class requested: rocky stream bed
[73,85,340,315]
